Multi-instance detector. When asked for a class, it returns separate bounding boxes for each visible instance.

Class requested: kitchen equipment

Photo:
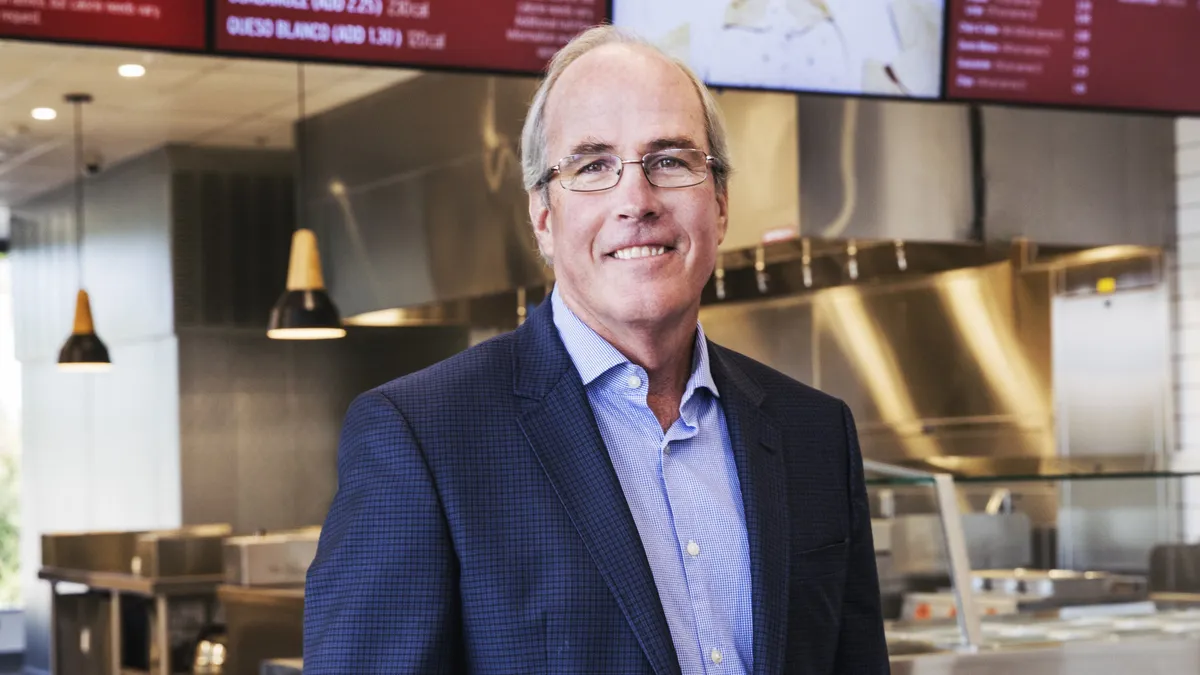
[133,524,232,578]
[42,530,145,573]
[971,569,1148,602]
[217,585,304,675]
[222,527,320,587]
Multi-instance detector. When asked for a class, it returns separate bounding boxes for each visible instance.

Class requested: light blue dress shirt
[551,288,754,674]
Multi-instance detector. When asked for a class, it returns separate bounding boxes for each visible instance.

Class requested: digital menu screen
[612,0,947,98]
[0,0,207,50]
[215,0,606,73]
[945,0,1200,114]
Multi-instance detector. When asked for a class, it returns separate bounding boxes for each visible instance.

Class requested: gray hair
[520,25,733,202]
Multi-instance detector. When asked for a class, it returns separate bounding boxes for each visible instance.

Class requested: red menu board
[945,0,1200,114]
[215,0,606,73]
[0,0,206,50]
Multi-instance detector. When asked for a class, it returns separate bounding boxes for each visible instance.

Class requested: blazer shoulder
[365,330,517,413]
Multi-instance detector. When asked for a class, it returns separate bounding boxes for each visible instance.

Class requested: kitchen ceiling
[0,39,421,217]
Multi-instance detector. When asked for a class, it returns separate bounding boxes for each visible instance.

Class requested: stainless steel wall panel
[714,89,800,251]
[982,106,1176,247]
[797,97,974,242]
[306,73,546,318]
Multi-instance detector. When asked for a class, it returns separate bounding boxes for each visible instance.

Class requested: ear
[715,188,729,246]
[528,189,554,261]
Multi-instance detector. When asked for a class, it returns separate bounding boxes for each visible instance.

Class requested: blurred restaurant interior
[0,0,1199,673]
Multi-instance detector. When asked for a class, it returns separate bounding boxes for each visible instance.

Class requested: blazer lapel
[709,345,789,675]
[514,302,681,675]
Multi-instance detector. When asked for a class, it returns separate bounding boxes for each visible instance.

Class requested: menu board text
[215,0,606,73]
[946,0,1200,114]
[0,0,206,50]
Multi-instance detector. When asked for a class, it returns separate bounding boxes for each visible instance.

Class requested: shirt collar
[551,285,719,399]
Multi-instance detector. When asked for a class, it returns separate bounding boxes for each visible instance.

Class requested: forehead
[543,44,708,158]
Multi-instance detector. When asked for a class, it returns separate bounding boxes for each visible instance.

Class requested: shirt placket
[661,415,729,673]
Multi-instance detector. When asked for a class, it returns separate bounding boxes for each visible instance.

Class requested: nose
[614,160,663,222]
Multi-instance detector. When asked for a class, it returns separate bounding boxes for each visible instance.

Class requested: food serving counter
[867,458,1200,673]
[890,634,1200,674]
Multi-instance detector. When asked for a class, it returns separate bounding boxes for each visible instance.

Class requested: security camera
[84,151,103,175]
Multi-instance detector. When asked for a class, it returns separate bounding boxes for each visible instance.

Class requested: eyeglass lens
[557,148,710,192]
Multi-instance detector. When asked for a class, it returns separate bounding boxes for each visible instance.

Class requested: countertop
[260,658,302,675]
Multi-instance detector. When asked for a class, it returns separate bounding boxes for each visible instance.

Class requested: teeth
[613,246,667,260]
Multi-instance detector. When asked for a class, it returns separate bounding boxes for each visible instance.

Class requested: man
[303,25,888,675]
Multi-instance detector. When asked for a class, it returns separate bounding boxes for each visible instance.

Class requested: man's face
[529,44,728,335]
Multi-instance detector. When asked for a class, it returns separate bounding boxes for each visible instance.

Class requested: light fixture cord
[73,97,84,287]
[296,63,306,232]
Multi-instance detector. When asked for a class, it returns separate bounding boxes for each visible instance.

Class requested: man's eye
[651,156,684,170]
[580,161,609,173]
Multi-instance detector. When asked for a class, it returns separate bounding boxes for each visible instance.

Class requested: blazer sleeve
[303,390,464,674]
[833,402,891,673]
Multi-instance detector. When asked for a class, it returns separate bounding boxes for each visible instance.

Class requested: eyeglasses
[543,148,718,192]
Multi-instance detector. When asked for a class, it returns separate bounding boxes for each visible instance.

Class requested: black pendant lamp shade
[267,229,346,340]
[267,64,345,341]
[58,92,112,372]
[59,289,111,372]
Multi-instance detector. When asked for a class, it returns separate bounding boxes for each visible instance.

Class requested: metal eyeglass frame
[541,149,720,192]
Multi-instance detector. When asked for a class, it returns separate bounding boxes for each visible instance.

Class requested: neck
[559,290,697,403]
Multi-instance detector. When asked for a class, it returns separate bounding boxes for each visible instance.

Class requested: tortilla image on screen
[615,0,945,98]
[861,0,942,95]
[725,0,833,34]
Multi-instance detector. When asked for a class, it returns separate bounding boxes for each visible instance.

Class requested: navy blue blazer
[303,298,889,674]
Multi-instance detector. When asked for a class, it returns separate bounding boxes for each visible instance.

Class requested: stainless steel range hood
[302,68,1171,325]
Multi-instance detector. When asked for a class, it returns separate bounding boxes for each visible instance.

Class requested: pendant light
[58,93,112,372]
[267,63,346,340]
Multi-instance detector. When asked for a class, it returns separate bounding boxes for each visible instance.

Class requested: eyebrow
[564,136,705,157]
[644,136,702,153]
[567,138,615,155]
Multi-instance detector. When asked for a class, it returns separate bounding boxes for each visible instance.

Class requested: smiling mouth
[609,245,674,261]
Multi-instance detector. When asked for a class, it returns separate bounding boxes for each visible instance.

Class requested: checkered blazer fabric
[302,298,889,675]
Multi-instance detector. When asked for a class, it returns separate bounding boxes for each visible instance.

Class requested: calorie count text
[0,0,166,20]
[1071,0,1090,96]
[280,0,433,19]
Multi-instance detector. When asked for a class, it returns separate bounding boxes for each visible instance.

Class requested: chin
[603,288,695,325]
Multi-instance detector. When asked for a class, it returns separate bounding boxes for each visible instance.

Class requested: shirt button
[626,374,641,389]
[711,648,723,664]
[687,540,700,557]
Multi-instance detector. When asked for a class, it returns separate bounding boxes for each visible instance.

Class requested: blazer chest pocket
[791,539,848,581]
